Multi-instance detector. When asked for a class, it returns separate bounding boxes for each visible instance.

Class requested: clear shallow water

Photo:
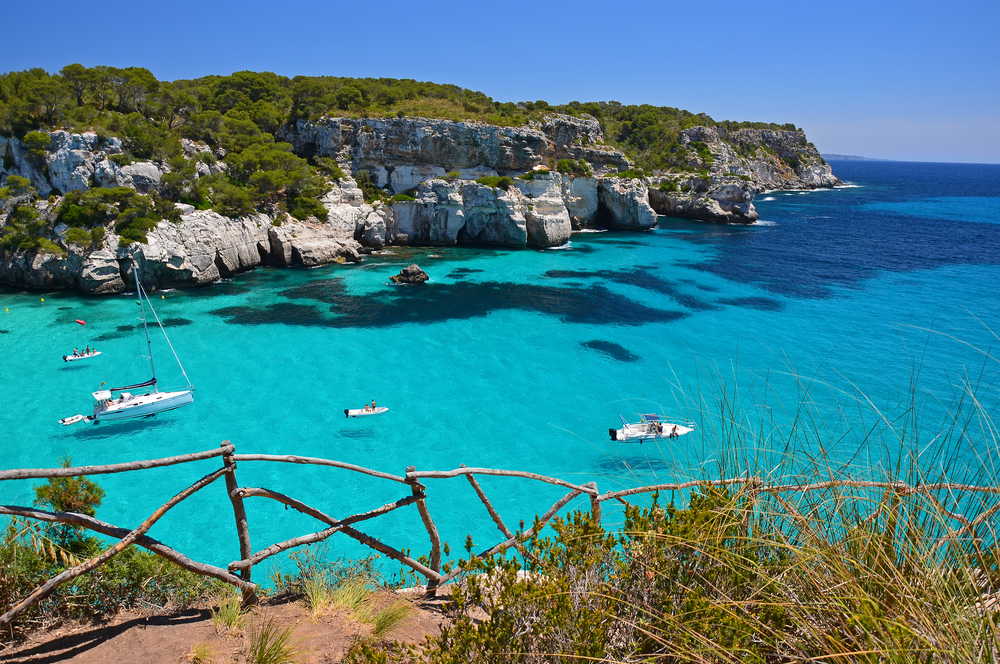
[2,159,999,580]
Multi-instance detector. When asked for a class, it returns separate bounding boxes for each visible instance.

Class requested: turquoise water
[2,159,999,580]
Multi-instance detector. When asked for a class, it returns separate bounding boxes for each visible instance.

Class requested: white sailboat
[59,269,194,426]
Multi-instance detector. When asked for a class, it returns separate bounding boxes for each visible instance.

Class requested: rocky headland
[0,115,838,294]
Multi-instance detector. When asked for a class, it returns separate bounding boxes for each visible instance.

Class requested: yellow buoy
[40,298,44,303]
[161,295,164,299]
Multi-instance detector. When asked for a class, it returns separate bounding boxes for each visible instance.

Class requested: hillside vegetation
[0,65,798,176]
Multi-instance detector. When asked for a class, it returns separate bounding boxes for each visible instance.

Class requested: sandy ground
[0,589,452,663]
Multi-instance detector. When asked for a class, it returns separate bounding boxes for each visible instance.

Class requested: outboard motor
[344,408,349,418]
[609,428,618,441]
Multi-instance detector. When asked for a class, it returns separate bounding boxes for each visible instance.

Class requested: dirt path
[1,591,450,663]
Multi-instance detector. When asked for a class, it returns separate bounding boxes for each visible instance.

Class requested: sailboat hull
[94,390,194,422]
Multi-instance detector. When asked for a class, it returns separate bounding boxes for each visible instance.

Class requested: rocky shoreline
[0,115,839,294]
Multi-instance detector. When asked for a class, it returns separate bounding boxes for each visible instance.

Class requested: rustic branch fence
[2,439,999,628]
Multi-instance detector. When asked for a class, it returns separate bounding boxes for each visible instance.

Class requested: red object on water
[75,319,86,325]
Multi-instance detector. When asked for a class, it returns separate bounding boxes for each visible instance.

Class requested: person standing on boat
[372,399,376,410]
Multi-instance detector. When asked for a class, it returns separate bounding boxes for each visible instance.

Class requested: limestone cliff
[646,126,840,223]
[0,114,835,293]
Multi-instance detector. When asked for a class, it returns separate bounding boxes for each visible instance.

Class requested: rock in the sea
[597,177,658,229]
[390,264,429,284]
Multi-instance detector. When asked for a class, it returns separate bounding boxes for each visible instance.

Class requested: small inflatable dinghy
[59,414,94,426]
[345,406,388,418]
[63,351,101,362]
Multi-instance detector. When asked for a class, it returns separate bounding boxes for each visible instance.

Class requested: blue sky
[3,0,997,163]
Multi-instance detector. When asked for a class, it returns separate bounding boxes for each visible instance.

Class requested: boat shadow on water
[61,415,179,439]
[595,455,679,475]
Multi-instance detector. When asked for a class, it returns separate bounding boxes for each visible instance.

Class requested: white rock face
[460,182,527,246]
[389,165,446,193]
[142,211,270,285]
[79,249,125,294]
[120,162,164,193]
[516,172,571,247]
[268,222,361,267]
[647,175,758,223]
[597,178,658,229]
[559,175,599,229]
[391,180,466,245]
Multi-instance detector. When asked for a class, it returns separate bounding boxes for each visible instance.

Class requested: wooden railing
[3,440,999,627]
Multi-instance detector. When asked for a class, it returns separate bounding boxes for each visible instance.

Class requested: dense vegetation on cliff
[0,65,798,178]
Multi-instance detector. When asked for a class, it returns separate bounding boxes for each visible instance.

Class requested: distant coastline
[822,154,890,161]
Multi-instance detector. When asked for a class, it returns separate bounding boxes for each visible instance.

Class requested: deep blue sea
[2,159,999,582]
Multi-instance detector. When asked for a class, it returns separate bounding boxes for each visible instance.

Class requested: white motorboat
[63,351,101,362]
[60,269,194,426]
[345,406,388,418]
[609,414,694,443]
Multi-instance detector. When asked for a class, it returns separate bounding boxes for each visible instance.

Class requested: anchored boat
[609,413,694,443]
[62,350,101,362]
[345,406,388,418]
[59,270,194,425]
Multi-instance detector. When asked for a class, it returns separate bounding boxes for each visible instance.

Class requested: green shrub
[64,227,92,246]
[22,130,51,155]
[391,193,416,202]
[312,157,345,181]
[555,159,592,176]
[657,180,677,192]
[354,170,385,203]
[108,153,134,167]
[90,226,105,247]
[475,175,513,191]
[606,169,646,180]
[443,170,461,182]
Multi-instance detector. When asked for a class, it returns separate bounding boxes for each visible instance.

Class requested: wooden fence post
[222,441,257,605]
[406,465,441,597]
[588,482,601,525]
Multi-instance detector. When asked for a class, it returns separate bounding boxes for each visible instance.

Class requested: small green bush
[607,169,646,180]
[475,175,513,191]
[22,130,51,155]
[108,153,134,167]
[391,193,416,202]
[443,170,461,182]
[657,180,678,192]
[64,227,92,246]
[555,159,592,176]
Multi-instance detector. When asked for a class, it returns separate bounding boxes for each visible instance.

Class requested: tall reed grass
[349,336,1000,662]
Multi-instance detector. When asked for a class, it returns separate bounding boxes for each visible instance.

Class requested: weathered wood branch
[406,467,441,595]
[234,527,343,571]
[465,470,516,540]
[0,465,230,627]
[0,445,233,481]
[340,524,440,581]
[233,454,405,483]
[221,442,255,605]
[0,505,254,591]
[407,467,596,495]
[440,488,584,584]
[228,490,419,571]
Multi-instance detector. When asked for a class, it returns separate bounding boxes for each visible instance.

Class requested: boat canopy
[92,390,112,400]
[643,414,660,422]
[109,378,156,392]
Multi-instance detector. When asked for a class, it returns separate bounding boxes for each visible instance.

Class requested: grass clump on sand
[245,615,305,664]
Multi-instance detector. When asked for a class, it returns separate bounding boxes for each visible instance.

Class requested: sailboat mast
[135,267,157,392]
